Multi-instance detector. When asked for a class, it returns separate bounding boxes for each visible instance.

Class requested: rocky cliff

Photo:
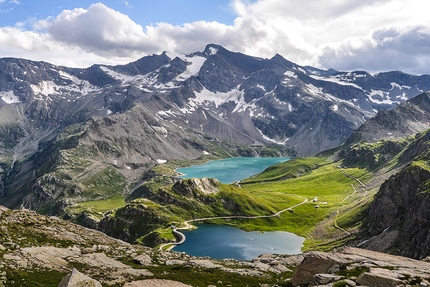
[357,129,430,259]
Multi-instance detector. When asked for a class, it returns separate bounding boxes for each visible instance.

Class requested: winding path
[159,196,308,251]
[333,168,364,236]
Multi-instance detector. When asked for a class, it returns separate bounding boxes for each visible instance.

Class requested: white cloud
[227,0,430,73]
[0,0,429,75]
[46,3,159,56]
[321,26,430,73]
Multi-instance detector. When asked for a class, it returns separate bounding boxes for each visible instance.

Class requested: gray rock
[133,254,153,266]
[58,268,102,287]
[356,268,403,287]
[312,273,337,285]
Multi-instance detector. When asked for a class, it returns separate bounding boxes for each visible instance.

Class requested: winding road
[159,196,308,251]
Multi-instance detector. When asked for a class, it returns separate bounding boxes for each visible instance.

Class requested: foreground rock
[1,207,430,286]
[290,247,430,286]
[58,268,102,287]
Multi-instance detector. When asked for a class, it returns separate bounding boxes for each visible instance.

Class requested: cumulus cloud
[228,0,430,74]
[321,26,430,73]
[46,3,159,56]
[0,0,429,74]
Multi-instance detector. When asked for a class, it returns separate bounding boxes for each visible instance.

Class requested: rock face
[360,162,430,259]
[352,127,430,259]
[345,92,430,145]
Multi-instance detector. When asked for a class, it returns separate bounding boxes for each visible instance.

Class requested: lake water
[177,157,290,183]
[173,224,304,261]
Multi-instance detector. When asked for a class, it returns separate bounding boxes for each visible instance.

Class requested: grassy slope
[65,133,422,251]
[66,156,373,251]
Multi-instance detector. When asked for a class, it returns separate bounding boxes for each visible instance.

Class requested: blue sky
[0,1,237,28]
[0,0,429,74]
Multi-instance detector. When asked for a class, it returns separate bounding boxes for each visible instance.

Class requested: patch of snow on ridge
[368,90,393,105]
[331,104,338,112]
[208,47,218,55]
[390,82,411,90]
[176,55,206,81]
[306,83,322,95]
[100,66,134,83]
[0,91,20,104]
[284,71,298,78]
[256,84,266,91]
[31,81,59,96]
[256,128,289,145]
[193,87,244,108]
[187,88,259,116]
[308,74,364,91]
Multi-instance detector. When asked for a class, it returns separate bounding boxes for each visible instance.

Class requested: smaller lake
[177,157,290,183]
[173,224,304,261]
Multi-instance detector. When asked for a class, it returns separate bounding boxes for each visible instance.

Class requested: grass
[241,157,328,183]
[146,264,291,287]
[66,196,126,216]
[4,269,66,287]
[62,154,375,252]
[220,159,375,252]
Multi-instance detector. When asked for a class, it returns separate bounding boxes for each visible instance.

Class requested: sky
[0,0,430,74]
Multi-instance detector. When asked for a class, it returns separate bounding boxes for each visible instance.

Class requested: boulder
[133,254,153,266]
[290,251,350,286]
[58,268,102,287]
[356,268,404,287]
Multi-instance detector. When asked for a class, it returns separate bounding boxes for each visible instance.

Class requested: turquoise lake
[177,157,290,183]
[173,224,304,260]
[175,157,300,260]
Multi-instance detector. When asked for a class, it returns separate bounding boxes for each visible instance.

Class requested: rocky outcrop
[359,163,430,259]
[290,247,430,287]
[345,92,430,146]
[2,207,430,286]
[58,268,102,287]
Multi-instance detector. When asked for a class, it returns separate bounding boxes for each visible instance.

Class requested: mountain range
[1,44,430,286]
[1,44,430,213]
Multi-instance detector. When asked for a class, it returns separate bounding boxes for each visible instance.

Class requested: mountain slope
[1,44,430,214]
[357,129,430,259]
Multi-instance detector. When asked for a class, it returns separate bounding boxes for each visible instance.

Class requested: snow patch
[368,90,394,105]
[100,66,134,82]
[306,83,322,95]
[256,84,266,91]
[284,71,298,78]
[0,91,20,104]
[309,74,364,91]
[31,81,59,96]
[208,47,218,55]
[257,128,289,145]
[176,55,206,81]
[157,159,167,164]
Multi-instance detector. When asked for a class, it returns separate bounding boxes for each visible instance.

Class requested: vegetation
[53,127,430,253]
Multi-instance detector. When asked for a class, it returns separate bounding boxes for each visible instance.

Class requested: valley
[0,44,430,286]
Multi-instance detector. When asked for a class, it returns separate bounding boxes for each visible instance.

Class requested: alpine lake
[174,157,305,260]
